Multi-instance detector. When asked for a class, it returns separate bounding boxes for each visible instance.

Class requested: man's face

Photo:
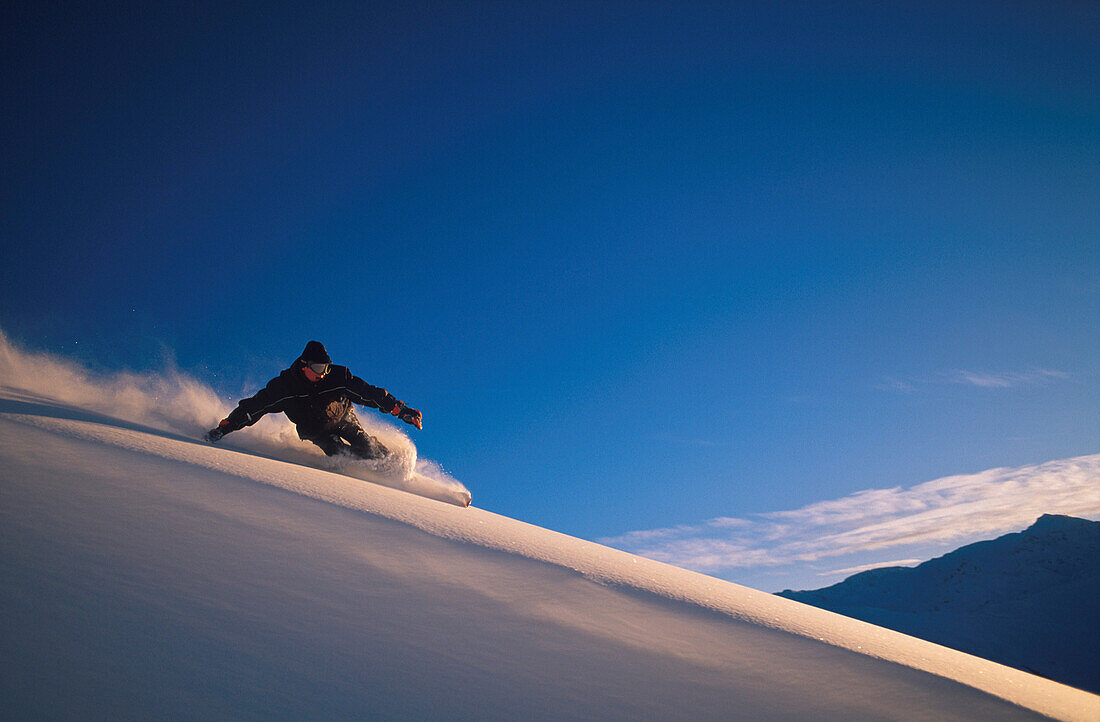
[302,362,329,382]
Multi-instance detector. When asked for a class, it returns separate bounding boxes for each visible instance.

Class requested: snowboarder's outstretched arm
[342,369,423,429]
[204,375,291,442]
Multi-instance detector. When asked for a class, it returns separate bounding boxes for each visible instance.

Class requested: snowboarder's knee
[349,433,387,460]
[309,433,346,457]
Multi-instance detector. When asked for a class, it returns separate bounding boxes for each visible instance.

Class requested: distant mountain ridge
[778,515,1100,694]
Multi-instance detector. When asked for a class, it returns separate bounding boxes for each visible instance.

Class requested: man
[204,341,422,460]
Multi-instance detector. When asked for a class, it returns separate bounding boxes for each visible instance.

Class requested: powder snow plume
[0,329,469,503]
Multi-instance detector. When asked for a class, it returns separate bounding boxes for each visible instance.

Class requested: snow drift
[1,337,1098,719]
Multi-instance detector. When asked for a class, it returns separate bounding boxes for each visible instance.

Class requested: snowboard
[326,445,472,508]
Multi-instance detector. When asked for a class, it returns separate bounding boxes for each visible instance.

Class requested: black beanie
[299,340,331,364]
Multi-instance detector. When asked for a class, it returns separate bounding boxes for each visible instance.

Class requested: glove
[204,418,233,443]
[389,401,423,429]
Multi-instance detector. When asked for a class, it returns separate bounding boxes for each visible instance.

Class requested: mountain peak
[1025,513,1097,534]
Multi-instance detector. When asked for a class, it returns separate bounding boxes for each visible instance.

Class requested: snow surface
[2,393,1098,719]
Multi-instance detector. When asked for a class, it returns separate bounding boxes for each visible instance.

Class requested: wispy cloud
[878,368,1071,392]
[947,369,1070,389]
[602,454,1100,579]
[819,559,923,577]
[875,376,918,392]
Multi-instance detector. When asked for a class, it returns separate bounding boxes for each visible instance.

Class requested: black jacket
[223,364,400,439]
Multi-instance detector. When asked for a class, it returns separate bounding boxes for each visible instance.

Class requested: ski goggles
[304,362,330,375]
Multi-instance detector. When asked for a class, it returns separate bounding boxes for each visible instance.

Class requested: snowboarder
[204,341,422,460]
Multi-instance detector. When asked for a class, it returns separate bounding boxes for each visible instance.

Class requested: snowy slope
[1,391,1098,720]
[778,515,1100,694]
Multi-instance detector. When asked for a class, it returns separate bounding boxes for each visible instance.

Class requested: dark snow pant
[302,413,387,460]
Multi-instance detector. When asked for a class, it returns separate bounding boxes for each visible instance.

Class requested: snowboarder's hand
[204,418,233,443]
[399,406,423,429]
[390,401,423,429]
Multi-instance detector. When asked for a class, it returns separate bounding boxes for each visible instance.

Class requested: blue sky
[3,1,1098,590]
